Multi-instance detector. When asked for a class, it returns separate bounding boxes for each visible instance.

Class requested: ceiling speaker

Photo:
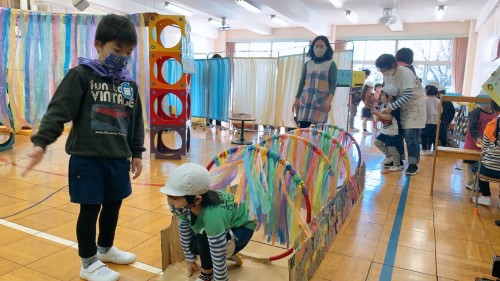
[72,0,90,11]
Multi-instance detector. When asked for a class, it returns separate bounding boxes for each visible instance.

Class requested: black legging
[189,226,254,270]
[299,121,312,128]
[77,201,122,258]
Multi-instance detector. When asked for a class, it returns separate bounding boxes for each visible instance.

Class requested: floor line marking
[379,175,411,281]
[0,218,163,275]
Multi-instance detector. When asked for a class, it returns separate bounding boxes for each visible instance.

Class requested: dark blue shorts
[68,155,132,204]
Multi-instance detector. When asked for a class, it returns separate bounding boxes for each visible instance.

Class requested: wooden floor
[0,124,499,281]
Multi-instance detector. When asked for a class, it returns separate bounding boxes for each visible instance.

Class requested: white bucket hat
[427,81,445,91]
[382,84,398,97]
[160,163,211,196]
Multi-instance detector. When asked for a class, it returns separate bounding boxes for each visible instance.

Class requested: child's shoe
[80,260,120,281]
[196,272,214,281]
[382,156,393,165]
[471,196,492,206]
[388,166,402,172]
[228,254,243,266]
[98,246,136,264]
[465,181,474,190]
[362,129,371,135]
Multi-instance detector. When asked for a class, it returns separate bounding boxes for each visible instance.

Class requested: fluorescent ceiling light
[345,10,359,23]
[208,18,222,27]
[329,0,345,8]
[437,0,447,2]
[434,5,447,21]
[235,0,260,13]
[164,2,192,16]
[271,15,288,26]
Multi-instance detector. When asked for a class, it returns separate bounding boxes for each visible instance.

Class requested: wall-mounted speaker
[72,0,89,11]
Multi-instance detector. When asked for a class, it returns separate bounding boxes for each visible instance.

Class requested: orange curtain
[0,0,19,8]
[452,37,468,94]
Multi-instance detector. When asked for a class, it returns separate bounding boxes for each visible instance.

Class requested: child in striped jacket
[161,163,256,281]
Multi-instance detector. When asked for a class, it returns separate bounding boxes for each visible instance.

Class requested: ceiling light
[208,18,222,27]
[434,5,447,21]
[437,0,447,2]
[345,10,359,23]
[235,0,260,13]
[270,15,288,26]
[164,2,192,16]
[329,0,345,8]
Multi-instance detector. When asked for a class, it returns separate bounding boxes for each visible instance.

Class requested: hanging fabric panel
[232,58,277,125]
[191,59,207,118]
[208,58,230,122]
[232,58,256,117]
[275,54,303,128]
[327,50,353,129]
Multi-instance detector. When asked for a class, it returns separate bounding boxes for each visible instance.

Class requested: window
[353,39,453,91]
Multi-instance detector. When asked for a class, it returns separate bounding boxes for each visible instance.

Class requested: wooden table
[229,116,256,145]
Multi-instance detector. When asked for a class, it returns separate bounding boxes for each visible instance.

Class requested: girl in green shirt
[161,163,256,281]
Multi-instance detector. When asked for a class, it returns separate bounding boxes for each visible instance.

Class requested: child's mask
[100,46,130,71]
[169,205,191,216]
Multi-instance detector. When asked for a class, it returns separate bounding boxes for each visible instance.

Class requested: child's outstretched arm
[207,231,229,281]
[23,69,85,176]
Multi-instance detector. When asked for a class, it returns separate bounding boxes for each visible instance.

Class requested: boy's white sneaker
[98,246,136,264]
[471,196,492,206]
[80,260,120,281]
[382,156,393,165]
[388,166,402,172]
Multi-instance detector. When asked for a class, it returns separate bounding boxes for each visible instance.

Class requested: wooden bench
[430,95,491,195]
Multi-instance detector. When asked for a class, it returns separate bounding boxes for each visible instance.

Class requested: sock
[198,271,213,281]
[82,255,98,269]
[97,245,111,254]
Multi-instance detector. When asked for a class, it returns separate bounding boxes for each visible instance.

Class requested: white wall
[191,33,215,55]
[469,5,500,96]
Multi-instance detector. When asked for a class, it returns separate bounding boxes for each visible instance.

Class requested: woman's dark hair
[211,54,222,58]
[95,14,137,47]
[374,83,383,89]
[185,190,221,208]
[396,48,414,64]
[426,86,438,96]
[306,36,334,60]
[492,100,500,112]
[375,54,397,70]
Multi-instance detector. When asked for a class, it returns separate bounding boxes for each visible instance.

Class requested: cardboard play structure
[160,128,365,280]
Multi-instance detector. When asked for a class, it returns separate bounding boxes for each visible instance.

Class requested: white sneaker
[388,166,402,172]
[382,156,393,165]
[98,246,136,264]
[471,196,492,206]
[80,260,120,281]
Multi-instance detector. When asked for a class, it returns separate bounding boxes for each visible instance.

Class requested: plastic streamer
[259,134,336,217]
[7,9,23,130]
[0,8,11,131]
[0,8,150,131]
[207,145,310,247]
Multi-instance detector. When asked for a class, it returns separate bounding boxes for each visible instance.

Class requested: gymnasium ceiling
[41,0,492,36]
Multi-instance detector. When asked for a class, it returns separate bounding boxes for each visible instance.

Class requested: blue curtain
[208,58,230,122]
[191,59,207,118]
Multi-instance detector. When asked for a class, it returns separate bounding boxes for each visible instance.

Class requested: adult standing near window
[376,53,426,175]
[293,36,338,128]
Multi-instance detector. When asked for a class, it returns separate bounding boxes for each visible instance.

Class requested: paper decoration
[482,65,500,106]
